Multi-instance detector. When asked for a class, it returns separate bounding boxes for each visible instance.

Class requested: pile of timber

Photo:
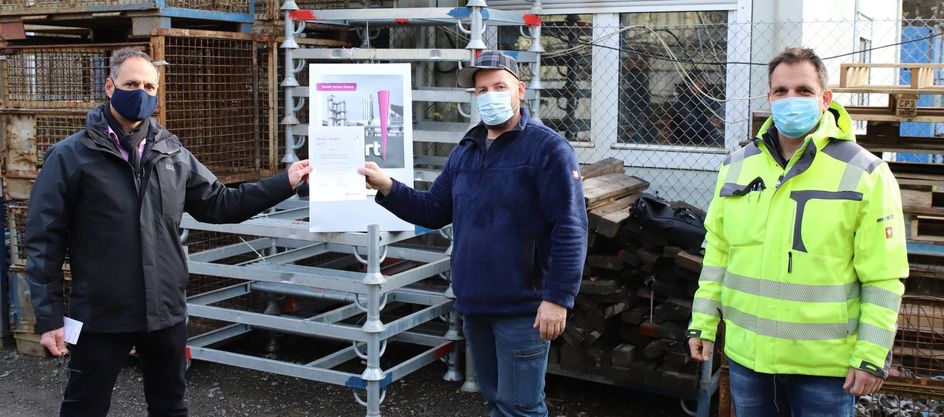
[548,158,707,394]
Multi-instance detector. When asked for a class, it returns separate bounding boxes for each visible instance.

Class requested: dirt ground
[0,343,690,417]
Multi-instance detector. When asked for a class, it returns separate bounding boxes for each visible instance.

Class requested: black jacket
[26,104,295,334]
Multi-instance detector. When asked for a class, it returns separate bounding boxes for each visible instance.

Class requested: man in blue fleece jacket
[358,51,588,417]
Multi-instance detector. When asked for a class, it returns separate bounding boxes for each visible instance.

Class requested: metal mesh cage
[257,41,278,175]
[1,44,148,109]
[0,0,135,12]
[0,34,268,184]
[892,296,944,384]
[35,112,88,167]
[5,199,29,266]
[0,0,251,15]
[160,33,263,184]
[164,0,251,14]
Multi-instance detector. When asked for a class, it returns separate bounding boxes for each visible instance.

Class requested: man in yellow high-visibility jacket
[688,47,909,416]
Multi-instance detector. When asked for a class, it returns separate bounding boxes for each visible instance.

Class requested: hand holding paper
[287,159,313,189]
[357,162,393,195]
[40,327,69,357]
[63,317,83,345]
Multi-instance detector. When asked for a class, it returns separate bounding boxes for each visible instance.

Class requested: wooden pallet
[857,121,944,154]
[838,63,944,90]
[829,63,944,122]
[911,215,944,244]
[901,186,944,216]
[583,173,649,211]
[888,161,944,188]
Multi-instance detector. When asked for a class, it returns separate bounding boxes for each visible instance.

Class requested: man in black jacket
[25,48,312,417]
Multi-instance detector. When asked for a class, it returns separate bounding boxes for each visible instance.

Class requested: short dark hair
[768,47,828,90]
[109,48,158,80]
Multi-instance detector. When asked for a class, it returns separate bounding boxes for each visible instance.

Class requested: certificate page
[308,126,366,202]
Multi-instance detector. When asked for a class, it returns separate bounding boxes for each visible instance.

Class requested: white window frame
[572,0,749,168]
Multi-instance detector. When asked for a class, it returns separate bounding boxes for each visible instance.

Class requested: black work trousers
[60,321,188,417]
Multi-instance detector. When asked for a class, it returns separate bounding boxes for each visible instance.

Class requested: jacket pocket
[520,236,545,294]
[513,342,550,408]
[719,184,765,247]
[789,191,861,255]
[157,160,185,221]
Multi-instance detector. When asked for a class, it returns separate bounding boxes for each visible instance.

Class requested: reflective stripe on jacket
[688,101,908,377]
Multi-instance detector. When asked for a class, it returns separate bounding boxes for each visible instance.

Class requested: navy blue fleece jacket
[377,107,588,315]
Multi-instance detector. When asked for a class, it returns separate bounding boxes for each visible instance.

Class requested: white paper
[307,64,415,232]
[308,126,367,202]
[63,317,82,345]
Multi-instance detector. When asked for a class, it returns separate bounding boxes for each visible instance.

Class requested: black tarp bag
[628,193,707,251]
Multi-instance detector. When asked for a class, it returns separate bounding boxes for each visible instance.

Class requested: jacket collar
[84,103,179,155]
[459,106,532,148]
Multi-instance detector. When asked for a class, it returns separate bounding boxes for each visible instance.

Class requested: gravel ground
[0,343,689,417]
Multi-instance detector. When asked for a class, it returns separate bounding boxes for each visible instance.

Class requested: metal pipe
[459,339,479,392]
[282,5,300,164]
[252,282,358,302]
[442,310,463,382]
[363,225,385,417]
[529,0,543,121]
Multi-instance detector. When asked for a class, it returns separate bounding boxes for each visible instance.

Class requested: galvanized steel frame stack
[181,200,458,417]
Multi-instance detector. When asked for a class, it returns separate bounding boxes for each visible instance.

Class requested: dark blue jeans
[729,359,854,417]
[463,313,550,417]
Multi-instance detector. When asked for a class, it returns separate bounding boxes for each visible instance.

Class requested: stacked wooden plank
[546,158,706,396]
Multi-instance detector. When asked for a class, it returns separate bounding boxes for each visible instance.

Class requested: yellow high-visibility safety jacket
[688,101,909,378]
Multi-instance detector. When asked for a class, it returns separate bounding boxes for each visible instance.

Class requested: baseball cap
[457,50,520,88]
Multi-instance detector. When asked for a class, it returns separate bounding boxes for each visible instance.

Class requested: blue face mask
[770,97,823,138]
[110,86,158,122]
[476,91,516,127]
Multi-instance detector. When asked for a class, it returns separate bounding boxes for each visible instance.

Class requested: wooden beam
[589,194,641,238]
[583,173,649,211]
[580,157,624,180]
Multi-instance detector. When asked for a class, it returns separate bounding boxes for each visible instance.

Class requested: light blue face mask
[476,91,516,127]
[770,97,823,138]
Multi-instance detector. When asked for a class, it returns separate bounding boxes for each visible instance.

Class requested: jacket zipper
[88,133,175,200]
[758,139,807,275]
[88,136,143,195]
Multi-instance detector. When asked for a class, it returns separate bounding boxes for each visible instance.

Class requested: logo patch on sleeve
[572,169,581,180]
[885,226,893,239]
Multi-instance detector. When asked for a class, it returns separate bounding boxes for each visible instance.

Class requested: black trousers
[60,321,188,417]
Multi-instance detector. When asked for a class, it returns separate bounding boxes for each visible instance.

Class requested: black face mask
[110,85,158,122]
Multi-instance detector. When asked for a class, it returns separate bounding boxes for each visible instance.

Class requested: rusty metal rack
[255,0,349,21]
[884,295,944,400]
[0,1,257,38]
[155,29,274,183]
[0,29,278,189]
[4,199,29,267]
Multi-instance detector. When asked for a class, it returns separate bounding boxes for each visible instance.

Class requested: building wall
[749,0,901,116]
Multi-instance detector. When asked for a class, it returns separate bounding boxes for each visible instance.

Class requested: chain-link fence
[495,16,943,209]
[276,14,942,207]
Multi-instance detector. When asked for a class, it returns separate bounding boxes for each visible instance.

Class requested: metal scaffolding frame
[277,0,545,182]
[183,200,461,417]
